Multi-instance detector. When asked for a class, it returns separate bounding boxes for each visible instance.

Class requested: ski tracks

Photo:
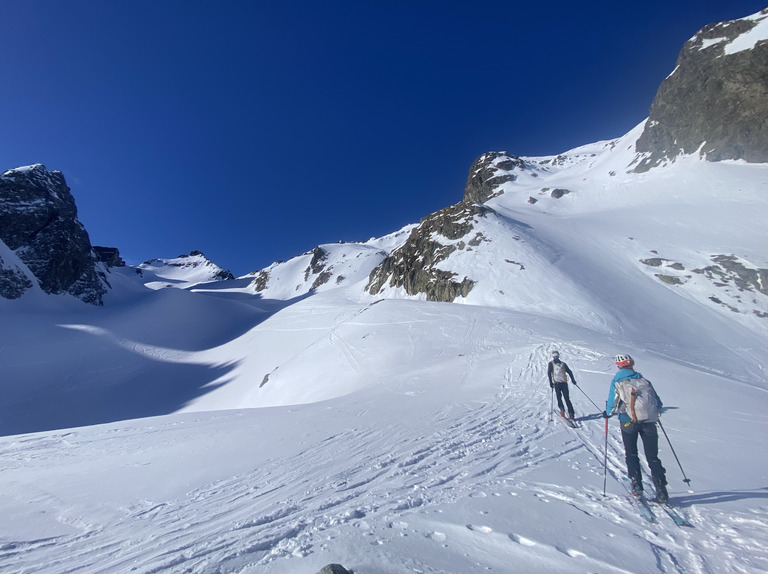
[3,342,767,573]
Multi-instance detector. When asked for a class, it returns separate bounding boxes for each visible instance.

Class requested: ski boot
[653,477,669,503]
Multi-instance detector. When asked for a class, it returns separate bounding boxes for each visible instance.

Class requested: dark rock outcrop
[550,188,573,199]
[464,152,528,203]
[0,165,108,304]
[0,250,34,299]
[93,246,125,267]
[366,203,491,302]
[635,10,768,170]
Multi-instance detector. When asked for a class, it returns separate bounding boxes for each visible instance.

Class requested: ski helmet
[615,354,634,368]
[551,351,560,359]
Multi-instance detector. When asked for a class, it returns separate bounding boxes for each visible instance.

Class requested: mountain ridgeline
[0,10,766,309]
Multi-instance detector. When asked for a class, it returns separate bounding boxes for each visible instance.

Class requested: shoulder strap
[629,387,638,422]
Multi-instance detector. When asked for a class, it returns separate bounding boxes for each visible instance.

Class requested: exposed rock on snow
[635,9,768,169]
[93,246,126,267]
[639,251,768,319]
[317,564,353,574]
[463,152,530,203]
[550,188,573,199]
[365,203,493,302]
[0,164,108,304]
[247,240,394,300]
[0,246,34,299]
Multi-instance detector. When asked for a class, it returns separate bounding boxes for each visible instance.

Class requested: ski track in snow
[2,342,766,574]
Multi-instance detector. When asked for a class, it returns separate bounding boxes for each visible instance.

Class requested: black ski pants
[554,382,574,417]
[620,421,667,489]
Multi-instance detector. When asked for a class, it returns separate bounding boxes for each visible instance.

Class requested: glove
[572,380,578,386]
[602,411,610,419]
[549,382,554,389]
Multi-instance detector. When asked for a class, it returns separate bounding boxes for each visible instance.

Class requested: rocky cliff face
[634,10,768,171]
[0,164,108,304]
[463,152,531,203]
[0,245,34,300]
[366,203,491,302]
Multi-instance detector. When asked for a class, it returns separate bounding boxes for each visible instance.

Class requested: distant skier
[547,351,576,420]
[604,354,668,503]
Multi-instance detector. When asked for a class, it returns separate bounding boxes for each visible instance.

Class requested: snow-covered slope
[1,288,766,573]
[240,226,414,301]
[1,11,767,572]
[1,136,766,573]
[137,251,234,290]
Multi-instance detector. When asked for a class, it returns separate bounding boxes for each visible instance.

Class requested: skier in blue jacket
[604,354,668,502]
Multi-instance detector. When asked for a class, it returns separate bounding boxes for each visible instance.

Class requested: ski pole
[572,382,602,412]
[549,384,554,423]
[603,416,609,496]
[657,419,692,486]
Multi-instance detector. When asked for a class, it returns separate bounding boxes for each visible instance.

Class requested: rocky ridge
[365,203,492,302]
[0,164,108,304]
[634,9,768,170]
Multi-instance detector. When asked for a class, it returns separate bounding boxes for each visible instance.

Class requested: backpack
[551,361,568,383]
[614,376,660,423]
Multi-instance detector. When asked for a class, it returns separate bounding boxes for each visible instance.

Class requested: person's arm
[605,378,619,416]
[547,362,554,385]
[564,363,576,384]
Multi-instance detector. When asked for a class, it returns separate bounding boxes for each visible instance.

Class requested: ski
[558,413,579,429]
[653,501,694,528]
[621,478,692,527]
[632,494,657,524]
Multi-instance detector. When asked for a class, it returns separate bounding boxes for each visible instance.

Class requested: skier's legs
[639,423,667,485]
[561,384,575,417]
[620,422,643,491]
[554,383,566,414]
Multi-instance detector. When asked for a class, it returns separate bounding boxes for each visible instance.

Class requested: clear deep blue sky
[1,1,764,276]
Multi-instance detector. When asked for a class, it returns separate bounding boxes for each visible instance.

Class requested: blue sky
[1,1,764,276]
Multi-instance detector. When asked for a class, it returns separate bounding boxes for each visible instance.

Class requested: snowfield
[1,122,767,573]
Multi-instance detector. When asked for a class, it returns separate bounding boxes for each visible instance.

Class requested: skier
[547,350,576,420]
[604,354,669,503]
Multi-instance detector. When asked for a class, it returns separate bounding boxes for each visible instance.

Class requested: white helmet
[551,351,560,358]
[615,354,634,368]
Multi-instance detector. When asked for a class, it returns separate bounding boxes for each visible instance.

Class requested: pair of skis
[632,493,692,527]
[558,412,579,429]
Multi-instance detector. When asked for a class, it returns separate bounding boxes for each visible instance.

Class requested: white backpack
[614,376,660,423]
